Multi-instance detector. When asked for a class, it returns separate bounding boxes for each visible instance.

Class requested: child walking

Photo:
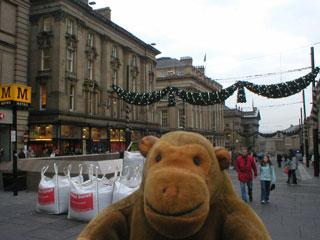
[259,155,276,204]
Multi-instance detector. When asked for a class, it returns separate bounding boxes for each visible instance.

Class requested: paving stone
[25,229,76,240]
[0,160,319,240]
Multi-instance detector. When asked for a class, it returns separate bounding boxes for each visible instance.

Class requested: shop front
[110,128,125,153]
[0,108,12,162]
[29,124,56,157]
[29,123,111,156]
[28,121,162,156]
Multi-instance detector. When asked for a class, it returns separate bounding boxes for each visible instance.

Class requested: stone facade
[258,125,302,155]
[28,0,160,155]
[0,0,30,163]
[224,106,260,153]
[155,57,225,146]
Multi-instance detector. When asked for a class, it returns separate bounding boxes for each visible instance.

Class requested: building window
[94,91,99,114]
[132,105,137,120]
[88,33,94,47]
[161,71,167,77]
[168,71,174,75]
[161,110,168,126]
[69,85,75,111]
[112,71,117,85]
[88,60,93,80]
[43,16,52,32]
[132,55,136,67]
[66,49,74,72]
[67,19,74,35]
[132,77,136,92]
[41,48,51,70]
[178,109,184,128]
[40,85,47,110]
[178,69,184,76]
[112,98,118,118]
[89,92,93,115]
[112,45,117,58]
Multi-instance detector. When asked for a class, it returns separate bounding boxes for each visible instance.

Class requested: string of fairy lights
[236,128,301,138]
[112,67,319,107]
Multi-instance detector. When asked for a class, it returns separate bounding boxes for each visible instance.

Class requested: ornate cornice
[101,34,111,42]
[76,19,86,29]
[85,46,98,60]
[110,57,121,70]
[30,14,41,26]
[37,31,53,48]
[52,10,67,22]
[130,66,139,78]
[36,71,52,85]
[65,34,78,49]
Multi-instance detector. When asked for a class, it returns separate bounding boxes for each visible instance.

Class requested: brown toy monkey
[78,131,271,240]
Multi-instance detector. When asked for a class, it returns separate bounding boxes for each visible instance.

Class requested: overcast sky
[92,0,320,132]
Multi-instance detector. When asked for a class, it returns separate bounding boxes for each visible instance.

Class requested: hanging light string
[214,66,311,82]
[112,67,319,107]
[236,127,301,138]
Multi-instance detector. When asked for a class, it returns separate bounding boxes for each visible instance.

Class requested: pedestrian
[284,149,298,184]
[276,153,282,168]
[50,150,56,157]
[43,148,49,157]
[18,148,26,158]
[235,147,258,202]
[0,147,3,161]
[27,146,36,158]
[259,155,276,204]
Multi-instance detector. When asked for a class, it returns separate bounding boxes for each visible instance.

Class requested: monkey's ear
[214,147,231,170]
[138,136,159,157]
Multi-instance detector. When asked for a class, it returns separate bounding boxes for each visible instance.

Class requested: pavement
[0,158,319,240]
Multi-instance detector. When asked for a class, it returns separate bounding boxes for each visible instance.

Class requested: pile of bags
[36,151,144,222]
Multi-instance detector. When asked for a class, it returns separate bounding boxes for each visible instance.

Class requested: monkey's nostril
[162,188,167,194]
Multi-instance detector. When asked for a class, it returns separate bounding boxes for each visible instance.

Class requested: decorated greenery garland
[235,128,301,138]
[112,68,319,107]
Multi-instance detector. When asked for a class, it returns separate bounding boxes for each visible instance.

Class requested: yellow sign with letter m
[0,84,31,103]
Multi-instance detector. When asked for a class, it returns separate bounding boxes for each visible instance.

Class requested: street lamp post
[125,65,131,149]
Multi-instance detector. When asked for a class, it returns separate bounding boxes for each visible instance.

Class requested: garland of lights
[112,68,319,107]
[236,128,301,138]
[113,67,306,139]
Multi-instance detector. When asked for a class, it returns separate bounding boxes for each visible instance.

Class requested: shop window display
[110,129,125,153]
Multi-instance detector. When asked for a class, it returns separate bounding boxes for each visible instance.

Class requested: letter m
[1,87,11,98]
[17,87,28,100]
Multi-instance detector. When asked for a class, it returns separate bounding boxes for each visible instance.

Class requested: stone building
[0,0,30,163]
[258,124,302,155]
[28,0,160,156]
[224,106,260,153]
[155,57,225,146]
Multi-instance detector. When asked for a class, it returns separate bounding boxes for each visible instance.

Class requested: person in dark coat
[18,148,26,158]
[235,147,258,202]
[277,153,282,168]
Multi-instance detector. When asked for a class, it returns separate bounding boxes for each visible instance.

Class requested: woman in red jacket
[236,148,258,202]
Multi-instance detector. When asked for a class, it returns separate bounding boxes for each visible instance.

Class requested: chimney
[95,7,111,20]
[180,56,193,66]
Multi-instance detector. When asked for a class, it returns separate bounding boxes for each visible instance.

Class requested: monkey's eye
[155,154,162,162]
[193,156,200,166]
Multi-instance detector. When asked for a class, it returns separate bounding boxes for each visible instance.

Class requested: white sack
[36,164,70,214]
[67,165,114,222]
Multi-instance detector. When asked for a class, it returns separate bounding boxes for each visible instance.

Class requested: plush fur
[78,131,271,240]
